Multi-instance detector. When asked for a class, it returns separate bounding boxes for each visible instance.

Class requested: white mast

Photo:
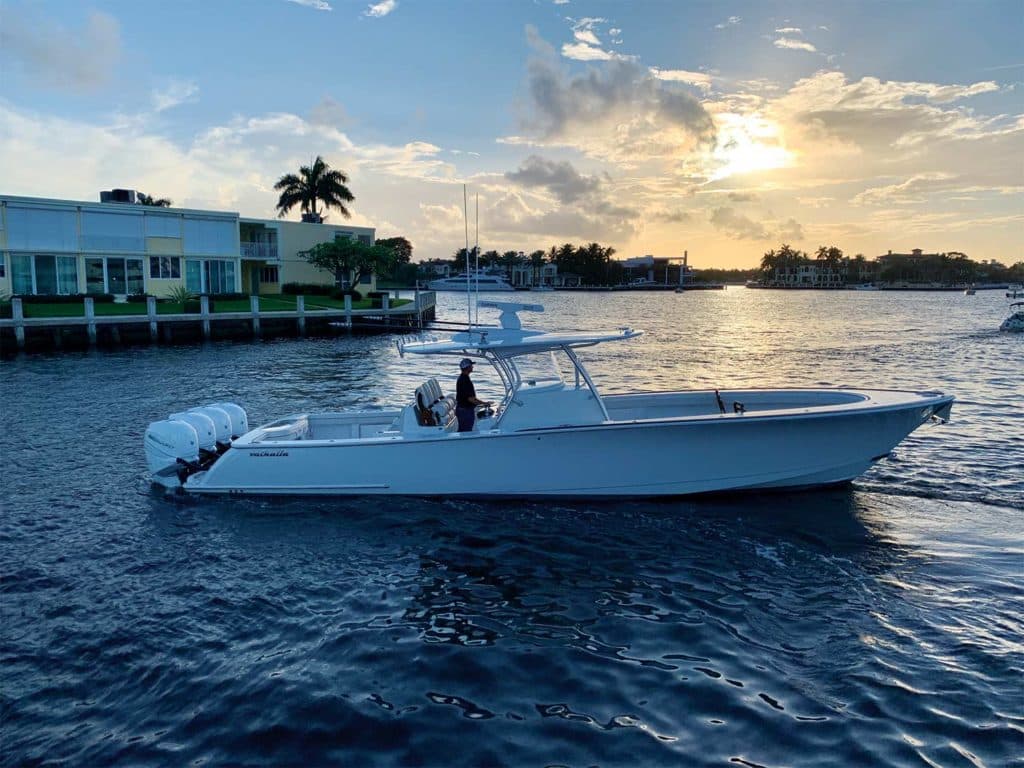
[475,193,480,326]
[463,185,471,329]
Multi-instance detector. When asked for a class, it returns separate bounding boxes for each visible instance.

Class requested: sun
[708,113,792,182]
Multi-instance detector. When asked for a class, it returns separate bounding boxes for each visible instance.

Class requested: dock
[0,291,436,353]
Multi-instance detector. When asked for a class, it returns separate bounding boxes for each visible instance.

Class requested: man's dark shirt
[456,372,475,408]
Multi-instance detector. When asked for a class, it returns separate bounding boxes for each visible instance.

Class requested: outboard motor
[189,406,232,450]
[145,420,199,488]
[170,411,217,455]
[207,402,248,439]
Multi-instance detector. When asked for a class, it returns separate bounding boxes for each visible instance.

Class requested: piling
[383,294,391,325]
[200,296,211,339]
[250,295,261,337]
[84,298,96,346]
[12,298,25,350]
[147,296,158,342]
[344,294,352,328]
[296,295,306,336]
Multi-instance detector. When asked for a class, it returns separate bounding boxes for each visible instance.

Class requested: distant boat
[964,284,976,296]
[853,283,880,291]
[530,285,554,292]
[1006,284,1023,298]
[1001,302,1024,332]
[427,271,515,292]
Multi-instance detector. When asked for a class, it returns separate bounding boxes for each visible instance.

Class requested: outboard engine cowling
[208,402,248,438]
[145,419,199,487]
[189,406,232,447]
[170,411,217,453]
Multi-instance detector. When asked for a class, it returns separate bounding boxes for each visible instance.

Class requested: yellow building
[0,192,375,298]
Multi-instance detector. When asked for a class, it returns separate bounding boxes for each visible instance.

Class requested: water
[2,289,1022,766]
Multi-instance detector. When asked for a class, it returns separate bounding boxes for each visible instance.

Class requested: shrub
[167,285,196,304]
[367,290,390,308]
[282,282,333,296]
[14,293,114,304]
[206,292,248,301]
[0,303,11,319]
[330,288,362,301]
[127,293,153,303]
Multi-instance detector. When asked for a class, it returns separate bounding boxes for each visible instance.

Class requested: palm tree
[137,192,172,207]
[274,156,354,223]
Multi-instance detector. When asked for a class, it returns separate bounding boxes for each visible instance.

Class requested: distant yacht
[427,271,515,292]
[853,283,880,291]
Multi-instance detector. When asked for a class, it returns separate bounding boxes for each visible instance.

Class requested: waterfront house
[0,192,376,298]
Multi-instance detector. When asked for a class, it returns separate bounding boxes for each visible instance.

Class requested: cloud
[715,16,741,29]
[709,206,770,239]
[152,80,199,113]
[286,0,332,10]
[653,209,693,223]
[650,67,713,93]
[851,172,961,206]
[775,27,802,34]
[0,8,121,90]
[505,155,601,203]
[511,30,716,164]
[364,0,396,17]
[774,38,817,53]
[561,43,630,62]
[571,17,606,45]
[777,217,804,240]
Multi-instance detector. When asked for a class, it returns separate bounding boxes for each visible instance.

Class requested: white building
[0,192,376,298]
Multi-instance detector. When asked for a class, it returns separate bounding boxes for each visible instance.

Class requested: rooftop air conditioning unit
[100,189,137,204]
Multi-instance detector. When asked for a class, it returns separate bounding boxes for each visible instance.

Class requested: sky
[1,0,1021,268]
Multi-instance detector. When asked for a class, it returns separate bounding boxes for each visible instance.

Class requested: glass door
[107,259,126,294]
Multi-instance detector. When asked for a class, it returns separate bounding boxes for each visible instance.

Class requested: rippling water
[2,288,1021,766]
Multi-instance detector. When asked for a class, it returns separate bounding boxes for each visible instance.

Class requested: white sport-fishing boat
[427,271,515,292]
[145,301,954,498]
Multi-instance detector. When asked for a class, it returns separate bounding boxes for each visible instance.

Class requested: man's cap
[459,358,474,370]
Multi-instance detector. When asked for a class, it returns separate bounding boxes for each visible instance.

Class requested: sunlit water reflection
[2,288,1021,766]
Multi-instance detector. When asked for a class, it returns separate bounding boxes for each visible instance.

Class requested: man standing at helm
[455,358,490,432]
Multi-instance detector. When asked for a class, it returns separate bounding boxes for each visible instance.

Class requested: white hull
[179,389,952,498]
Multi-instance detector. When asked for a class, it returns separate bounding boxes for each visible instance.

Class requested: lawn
[2,295,413,319]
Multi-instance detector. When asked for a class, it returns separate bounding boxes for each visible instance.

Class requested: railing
[240,242,279,261]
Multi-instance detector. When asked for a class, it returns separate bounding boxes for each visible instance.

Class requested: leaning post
[84,297,97,346]
[12,297,25,350]
[147,296,158,342]
[250,294,261,337]
[383,294,390,326]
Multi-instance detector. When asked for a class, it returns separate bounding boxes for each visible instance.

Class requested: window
[85,257,144,294]
[11,254,79,295]
[184,218,236,256]
[185,259,236,293]
[6,206,78,251]
[359,273,372,284]
[259,265,279,283]
[81,211,145,251]
[358,235,371,245]
[334,231,353,242]
[149,256,181,279]
[0,256,5,279]
[144,214,181,238]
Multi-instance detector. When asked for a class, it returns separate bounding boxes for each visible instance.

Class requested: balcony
[240,242,279,261]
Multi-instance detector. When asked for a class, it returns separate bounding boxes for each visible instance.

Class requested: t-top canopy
[398,303,641,357]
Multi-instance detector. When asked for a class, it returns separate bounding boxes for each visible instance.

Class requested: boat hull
[182,393,952,498]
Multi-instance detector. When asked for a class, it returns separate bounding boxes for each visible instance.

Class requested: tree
[529,250,546,285]
[274,156,354,223]
[374,236,413,263]
[304,239,397,288]
[137,192,172,207]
